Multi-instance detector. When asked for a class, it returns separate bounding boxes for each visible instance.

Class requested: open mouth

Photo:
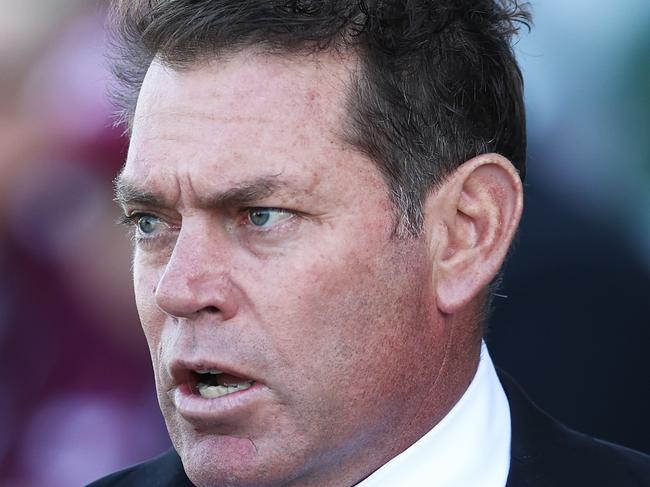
[193,369,256,399]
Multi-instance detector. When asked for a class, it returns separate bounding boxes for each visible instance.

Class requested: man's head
[111,1,528,486]
[111,0,529,234]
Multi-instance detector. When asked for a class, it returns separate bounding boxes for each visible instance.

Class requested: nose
[154,221,239,321]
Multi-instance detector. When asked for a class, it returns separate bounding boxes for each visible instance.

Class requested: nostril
[204,306,220,314]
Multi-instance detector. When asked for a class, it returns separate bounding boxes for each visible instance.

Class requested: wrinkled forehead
[120,49,382,207]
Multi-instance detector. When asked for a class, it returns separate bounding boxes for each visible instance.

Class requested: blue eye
[246,208,292,228]
[249,209,271,226]
[137,215,163,235]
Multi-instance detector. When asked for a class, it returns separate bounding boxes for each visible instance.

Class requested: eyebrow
[114,173,285,211]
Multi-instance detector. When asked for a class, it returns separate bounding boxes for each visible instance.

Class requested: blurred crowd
[0,1,648,485]
[0,2,169,486]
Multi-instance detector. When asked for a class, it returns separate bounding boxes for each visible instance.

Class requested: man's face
[120,51,447,487]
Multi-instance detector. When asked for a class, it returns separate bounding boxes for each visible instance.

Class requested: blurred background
[0,0,648,485]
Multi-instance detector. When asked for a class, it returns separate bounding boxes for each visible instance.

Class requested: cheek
[247,235,430,383]
[132,256,164,347]
[250,241,435,448]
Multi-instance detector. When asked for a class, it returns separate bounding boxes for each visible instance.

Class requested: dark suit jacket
[88,373,650,486]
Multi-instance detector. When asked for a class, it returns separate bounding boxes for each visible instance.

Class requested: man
[92,1,650,486]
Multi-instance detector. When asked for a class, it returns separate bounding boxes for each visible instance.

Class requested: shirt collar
[357,342,511,487]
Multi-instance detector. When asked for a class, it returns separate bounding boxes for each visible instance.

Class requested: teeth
[197,381,253,399]
[195,368,223,375]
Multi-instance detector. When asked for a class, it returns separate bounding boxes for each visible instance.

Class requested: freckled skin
[123,52,470,487]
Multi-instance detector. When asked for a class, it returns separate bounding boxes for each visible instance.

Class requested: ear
[425,153,523,314]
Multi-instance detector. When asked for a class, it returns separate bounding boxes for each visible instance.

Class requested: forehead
[140,50,352,122]
[123,51,361,193]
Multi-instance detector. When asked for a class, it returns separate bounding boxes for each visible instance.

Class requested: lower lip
[171,382,268,422]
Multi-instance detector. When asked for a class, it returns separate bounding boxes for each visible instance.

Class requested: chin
[181,436,259,487]
[176,433,300,487]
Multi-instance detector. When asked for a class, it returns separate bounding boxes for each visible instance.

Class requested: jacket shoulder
[500,371,650,487]
[86,449,194,487]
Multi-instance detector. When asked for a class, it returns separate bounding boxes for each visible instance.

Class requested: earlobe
[430,154,523,315]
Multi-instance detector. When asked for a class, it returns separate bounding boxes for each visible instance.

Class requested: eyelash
[118,212,148,228]
[117,213,138,227]
[242,207,295,231]
[118,208,298,238]
[118,213,169,242]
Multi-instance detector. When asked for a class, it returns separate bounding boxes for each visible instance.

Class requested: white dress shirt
[357,343,511,486]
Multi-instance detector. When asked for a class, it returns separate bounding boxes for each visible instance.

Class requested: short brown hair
[109,0,531,234]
